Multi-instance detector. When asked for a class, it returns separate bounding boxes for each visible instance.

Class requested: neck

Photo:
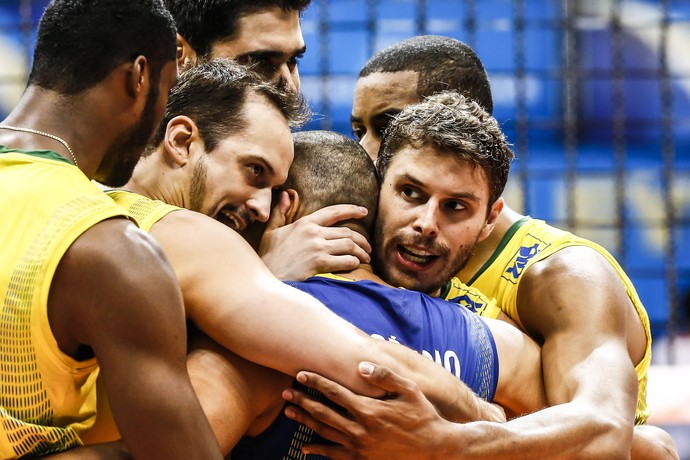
[456,204,525,282]
[1,86,110,179]
[325,264,394,287]
[122,148,189,208]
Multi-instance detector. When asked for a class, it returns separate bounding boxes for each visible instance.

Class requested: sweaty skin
[283,69,678,460]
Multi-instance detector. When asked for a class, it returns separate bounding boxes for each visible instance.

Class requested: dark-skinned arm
[50,219,222,460]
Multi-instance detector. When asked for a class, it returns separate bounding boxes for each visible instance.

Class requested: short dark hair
[287,131,379,239]
[164,0,311,57]
[149,58,311,153]
[359,35,493,114]
[29,0,176,95]
[378,91,513,208]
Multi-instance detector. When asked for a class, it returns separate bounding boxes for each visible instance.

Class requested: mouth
[396,244,439,270]
[215,206,247,231]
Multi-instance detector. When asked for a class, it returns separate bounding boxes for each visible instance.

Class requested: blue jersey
[232,275,499,459]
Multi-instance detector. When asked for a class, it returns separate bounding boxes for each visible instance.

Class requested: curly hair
[377,91,513,207]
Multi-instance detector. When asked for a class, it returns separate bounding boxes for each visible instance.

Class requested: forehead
[384,145,490,199]
[352,70,420,119]
[210,7,305,58]
[216,96,294,180]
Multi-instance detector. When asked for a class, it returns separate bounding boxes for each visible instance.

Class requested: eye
[287,53,303,71]
[401,185,420,200]
[249,164,264,177]
[444,200,466,211]
[241,55,278,77]
[258,60,279,77]
[352,126,365,141]
[374,124,388,139]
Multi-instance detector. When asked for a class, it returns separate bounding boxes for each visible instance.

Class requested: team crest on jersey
[451,294,486,314]
[502,233,551,284]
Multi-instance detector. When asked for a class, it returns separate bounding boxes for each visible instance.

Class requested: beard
[373,226,478,295]
[96,80,161,187]
[189,154,207,213]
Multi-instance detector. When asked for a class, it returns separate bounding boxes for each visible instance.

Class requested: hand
[282,362,452,460]
[258,192,371,281]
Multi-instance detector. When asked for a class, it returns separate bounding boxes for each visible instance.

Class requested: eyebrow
[398,172,482,202]
[237,45,307,62]
[350,109,401,125]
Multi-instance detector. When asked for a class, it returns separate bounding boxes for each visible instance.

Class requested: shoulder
[64,218,176,283]
[523,244,617,281]
[148,208,258,265]
[51,217,184,351]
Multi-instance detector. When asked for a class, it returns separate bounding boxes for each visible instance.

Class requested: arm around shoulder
[482,317,546,418]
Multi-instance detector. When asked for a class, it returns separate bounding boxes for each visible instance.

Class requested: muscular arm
[50,219,222,460]
[503,247,638,458]
[282,248,648,459]
[150,210,502,423]
[483,317,546,418]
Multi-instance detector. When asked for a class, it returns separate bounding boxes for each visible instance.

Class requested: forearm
[371,339,504,423]
[438,403,632,460]
[238,288,501,421]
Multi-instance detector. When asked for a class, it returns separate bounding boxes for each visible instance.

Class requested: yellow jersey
[106,190,181,232]
[0,147,129,458]
[440,277,502,319]
[79,190,181,446]
[450,217,652,424]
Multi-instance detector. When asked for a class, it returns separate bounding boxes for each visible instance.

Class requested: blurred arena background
[0,0,687,455]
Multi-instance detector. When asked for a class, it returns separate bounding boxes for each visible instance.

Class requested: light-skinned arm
[148,209,503,423]
[283,247,668,459]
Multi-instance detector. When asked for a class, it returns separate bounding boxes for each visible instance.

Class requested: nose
[359,133,381,161]
[412,200,440,238]
[278,64,300,93]
[247,188,273,223]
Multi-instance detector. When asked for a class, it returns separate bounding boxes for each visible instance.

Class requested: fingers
[303,204,368,228]
[263,191,290,232]
[258,203,372,280]
[292,370,375,414]
[282,396,353,446]
[307,226,372,266]
[301,443,357,460]
[314,254,362,275]
[320,226,372,257]
[358,362,419,397]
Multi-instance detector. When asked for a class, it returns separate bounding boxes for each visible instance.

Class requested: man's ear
[123,55,150,100]
[176,33,198,70]
[479,197,504,242]
[283,189,301,225]
[163,115,199,167]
